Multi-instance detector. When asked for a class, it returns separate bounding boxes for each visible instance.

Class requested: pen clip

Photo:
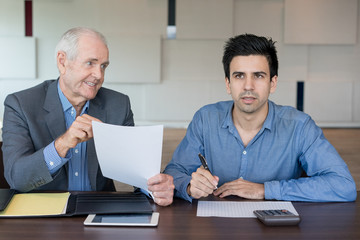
[198,153,210,172]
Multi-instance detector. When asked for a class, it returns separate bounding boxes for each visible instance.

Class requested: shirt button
[49,161,54,166]
[243,150,247,155]
[75,172,79,177]
[75,149,79,154]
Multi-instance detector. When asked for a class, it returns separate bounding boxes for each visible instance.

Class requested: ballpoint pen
[198,153,217,190]
[198,153,212,174]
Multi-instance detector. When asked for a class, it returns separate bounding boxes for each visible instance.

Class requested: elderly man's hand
[147,174,175,206]
[55,114,101,158]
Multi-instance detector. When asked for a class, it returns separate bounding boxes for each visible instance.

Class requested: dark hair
[222,34,278,80]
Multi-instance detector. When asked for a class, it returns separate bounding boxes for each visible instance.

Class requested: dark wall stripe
[25,0,32,36]
[168,0,176,26]
[296,81,304,112]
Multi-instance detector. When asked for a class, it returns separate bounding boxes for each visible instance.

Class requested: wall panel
[176,0,233,39]
[0,0,24,36]
[106,36,161,83]
[0,37,36,79]
[234,0,283,41]
[304,81,353,123]
[284,0,358,44]
[162,39,224,82]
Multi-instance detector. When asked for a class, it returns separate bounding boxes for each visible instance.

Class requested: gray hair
[55,27,108,61]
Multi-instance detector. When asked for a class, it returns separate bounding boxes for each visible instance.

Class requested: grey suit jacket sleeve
[2,90,57,192]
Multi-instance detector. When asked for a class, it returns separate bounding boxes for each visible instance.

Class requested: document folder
[65,192,153,216]
[0,189,16,211]
[0,190,152,218]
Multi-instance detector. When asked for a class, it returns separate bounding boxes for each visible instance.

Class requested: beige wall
[0,0,360,136]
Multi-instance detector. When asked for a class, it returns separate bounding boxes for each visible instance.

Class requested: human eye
[234,73,244,79]
[254,72,265,79]
[86,61,93,66]
[101,63,109,70]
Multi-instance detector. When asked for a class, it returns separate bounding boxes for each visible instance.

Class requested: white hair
[55,27,108,61]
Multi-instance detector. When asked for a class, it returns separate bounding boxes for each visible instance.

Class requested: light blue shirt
[43,83,91,191]
[164,100,357,202]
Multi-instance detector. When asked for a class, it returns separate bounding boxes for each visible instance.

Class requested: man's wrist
[186,184,191,197]
[54,135,70,158]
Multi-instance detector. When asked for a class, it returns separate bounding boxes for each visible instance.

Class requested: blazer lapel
[87,95,107,190]
[43,80,67,141]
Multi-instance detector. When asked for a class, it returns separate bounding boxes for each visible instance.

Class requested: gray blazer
[2,79,134,192]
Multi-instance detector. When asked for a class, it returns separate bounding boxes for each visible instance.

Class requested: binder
[0,189,15,211]
[65,192,153,216]
[0,189,153,218]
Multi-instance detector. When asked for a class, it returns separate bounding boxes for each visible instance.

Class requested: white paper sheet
[92,121,163,198]
[197,201,299,218]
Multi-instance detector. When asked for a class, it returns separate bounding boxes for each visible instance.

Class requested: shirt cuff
[264,181,281,200]
[43,141,71,174]
[177,177,193,202]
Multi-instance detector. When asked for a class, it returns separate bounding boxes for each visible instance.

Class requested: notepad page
[197,201,298,218]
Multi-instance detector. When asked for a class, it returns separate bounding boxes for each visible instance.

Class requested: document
[197,201,299,218]
[0,192,70,217]
[92,122,163,198]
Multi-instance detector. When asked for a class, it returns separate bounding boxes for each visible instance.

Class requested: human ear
[57,51,67,75]
[270,75,278,94]
[225,77,231,94]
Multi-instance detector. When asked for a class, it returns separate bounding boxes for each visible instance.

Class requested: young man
[2,27,174,206]
[164,34,356,202]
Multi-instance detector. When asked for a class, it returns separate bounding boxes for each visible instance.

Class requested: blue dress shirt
[43,83,91,191]
[164,100,357,202]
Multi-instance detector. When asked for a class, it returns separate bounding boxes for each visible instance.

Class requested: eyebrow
[87,58,110,65]
[232,71,267,76]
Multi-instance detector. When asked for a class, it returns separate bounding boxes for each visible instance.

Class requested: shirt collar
[262,100,274,132]
[221,100,274,132]
[57,81,89,114]
[222,101,234,129]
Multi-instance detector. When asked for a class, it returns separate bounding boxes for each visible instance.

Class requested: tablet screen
[94,214,152,223]
[84,212,159,227]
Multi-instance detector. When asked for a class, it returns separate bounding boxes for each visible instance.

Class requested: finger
[189,183,211,199]
[213,181,234,196]
[147,174,173,187]
[81,114,102,122]
[64,126,88,144]
[148,181,175,192]
[218,189,234,198]
[189,177,214,196]
[72,117,95,139]
[147,173,166,185]
[194,168,218,189]
[153,196,173,206]
[152,189,174,199]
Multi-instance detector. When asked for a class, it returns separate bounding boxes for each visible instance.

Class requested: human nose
[244,76,255,91]
[92,65,103,79]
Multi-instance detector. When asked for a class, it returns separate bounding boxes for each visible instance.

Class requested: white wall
[1,0,360,137]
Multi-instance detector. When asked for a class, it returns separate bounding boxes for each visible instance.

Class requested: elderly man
[2,27,174,206]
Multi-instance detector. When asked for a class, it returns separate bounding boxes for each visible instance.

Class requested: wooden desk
[0,193,359,240]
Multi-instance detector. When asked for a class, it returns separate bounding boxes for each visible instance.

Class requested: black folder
[0,190,153,217]
[65,192,153,216]
[0,189,16,211]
